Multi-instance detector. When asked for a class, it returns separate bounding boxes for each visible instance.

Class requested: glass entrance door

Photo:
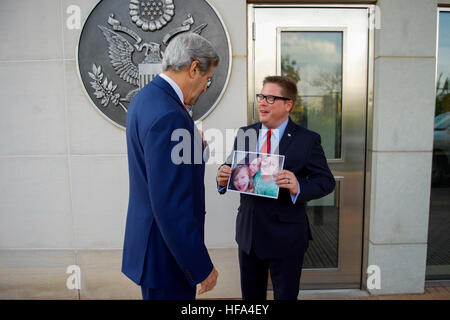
[248,5,371,289]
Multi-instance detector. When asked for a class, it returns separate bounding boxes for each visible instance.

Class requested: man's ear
[286,100,294,112]
[188,60,200,79]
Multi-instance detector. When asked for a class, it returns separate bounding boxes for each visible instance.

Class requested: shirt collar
[159,73,184,105]
[261,117,289,140]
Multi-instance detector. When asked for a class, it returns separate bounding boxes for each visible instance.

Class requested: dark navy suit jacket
[122,75,213,288]
[221,119,335,259]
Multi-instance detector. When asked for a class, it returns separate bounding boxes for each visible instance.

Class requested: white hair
[162,33,219,73]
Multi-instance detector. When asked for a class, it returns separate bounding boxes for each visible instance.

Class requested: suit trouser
[238,248,304,300]
[141,281,196,300]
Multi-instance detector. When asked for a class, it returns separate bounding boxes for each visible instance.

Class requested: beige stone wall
[363,0,442,295]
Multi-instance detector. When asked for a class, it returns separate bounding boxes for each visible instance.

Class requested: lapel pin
[288,133,292,137]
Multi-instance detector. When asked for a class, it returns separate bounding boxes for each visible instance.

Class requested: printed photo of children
[227,151,285,199]
[230,164,254,193]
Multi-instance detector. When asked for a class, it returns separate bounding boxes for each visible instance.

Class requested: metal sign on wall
[77,0,232,129]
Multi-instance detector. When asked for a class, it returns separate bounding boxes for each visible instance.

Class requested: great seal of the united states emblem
[77,0,232,129]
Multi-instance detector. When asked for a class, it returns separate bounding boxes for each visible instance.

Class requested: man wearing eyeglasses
[216,75,335,300]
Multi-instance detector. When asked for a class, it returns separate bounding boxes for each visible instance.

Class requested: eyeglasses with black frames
[256,94,291,104]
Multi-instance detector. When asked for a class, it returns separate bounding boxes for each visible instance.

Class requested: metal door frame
[248,4,376,289]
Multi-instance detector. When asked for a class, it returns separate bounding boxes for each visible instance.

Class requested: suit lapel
[278,117,297,155]
[244,122,261,152]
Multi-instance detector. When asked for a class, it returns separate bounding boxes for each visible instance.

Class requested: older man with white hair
[122,33,219,300]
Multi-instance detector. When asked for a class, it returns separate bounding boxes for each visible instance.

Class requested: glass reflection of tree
[281,55,305,127]
[281,55,301,83]
[436,73,450,116]
[282,55,342,158]
[432,73,450,187]
[309,67,342,159]
[310,67,342,92]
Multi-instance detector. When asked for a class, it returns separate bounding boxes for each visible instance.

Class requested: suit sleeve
[143,110,213,286]
[217,131,237,195]
[296,133,336,203]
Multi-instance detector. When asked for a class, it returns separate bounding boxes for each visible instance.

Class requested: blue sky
[280,32,342,96]
[438,12,450,85]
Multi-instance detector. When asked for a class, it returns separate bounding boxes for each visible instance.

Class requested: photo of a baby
[227,151,285,199]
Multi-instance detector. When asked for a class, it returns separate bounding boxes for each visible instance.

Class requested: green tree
[436,73,450,116]
[281,55,301,84]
